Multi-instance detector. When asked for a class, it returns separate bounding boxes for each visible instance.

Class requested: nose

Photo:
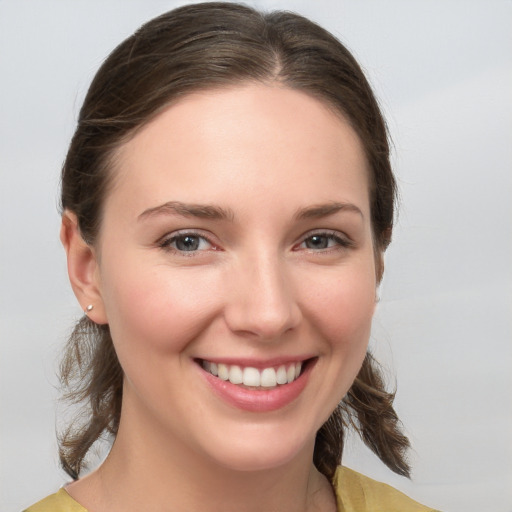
[224,252,302,341]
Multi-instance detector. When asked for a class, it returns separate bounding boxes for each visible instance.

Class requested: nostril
[223,265,302,339]
[224,303,302,340]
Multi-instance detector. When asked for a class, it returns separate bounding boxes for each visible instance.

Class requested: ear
[60,211,108,324]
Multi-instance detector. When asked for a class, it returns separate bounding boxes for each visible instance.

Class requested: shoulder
[333,466,439,512]
[23,488,87,512]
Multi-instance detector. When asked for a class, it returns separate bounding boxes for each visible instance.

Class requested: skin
[61,84,379,512]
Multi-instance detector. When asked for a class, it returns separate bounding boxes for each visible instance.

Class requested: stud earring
[85,304,94,314]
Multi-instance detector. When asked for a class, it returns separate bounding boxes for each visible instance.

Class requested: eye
[159,232,214,253]
[297,232,352,251]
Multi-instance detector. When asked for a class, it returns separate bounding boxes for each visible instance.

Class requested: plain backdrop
[1,1,511,511]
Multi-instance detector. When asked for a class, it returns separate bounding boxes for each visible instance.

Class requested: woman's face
[92,84,377,471]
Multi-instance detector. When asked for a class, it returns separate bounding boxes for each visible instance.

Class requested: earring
[85,304,94,314]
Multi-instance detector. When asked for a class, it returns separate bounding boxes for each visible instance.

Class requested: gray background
[1,1,511,511]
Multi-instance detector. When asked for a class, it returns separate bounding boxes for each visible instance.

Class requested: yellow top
[24,487,86,512]
[24,466,439,511]
[333,467,438,511]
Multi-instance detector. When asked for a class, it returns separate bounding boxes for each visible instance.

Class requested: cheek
[302,265,376,352]
[99,262,221,359]
[296,262,376,426]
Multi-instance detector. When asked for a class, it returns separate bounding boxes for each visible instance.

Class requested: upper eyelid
[159,228,214,242]
[293,231,355,252]
[298,229,352,243]
[158,229,217,249]
[156,228,353,249]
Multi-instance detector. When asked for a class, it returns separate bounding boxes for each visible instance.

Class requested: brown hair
[59,2,409,481]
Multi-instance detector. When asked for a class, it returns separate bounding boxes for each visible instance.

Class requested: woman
[25,3,438,511]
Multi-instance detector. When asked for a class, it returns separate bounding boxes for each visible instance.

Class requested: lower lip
[200,360,315,413]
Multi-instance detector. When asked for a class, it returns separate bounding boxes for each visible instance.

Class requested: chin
[198,422,317,474]
[211,448,306,473]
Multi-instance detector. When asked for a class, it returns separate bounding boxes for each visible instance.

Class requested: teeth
[260,368,276,387]
[243,367,260,387]
[295,362,302,379]
[218,363,229,381]
[229,365,243,384]
[276,365,288,385]
[202,360,304,388]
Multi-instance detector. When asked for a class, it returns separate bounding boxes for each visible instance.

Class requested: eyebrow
[138,201,235,222]
[138,200,363,223]
[294,201,364,220]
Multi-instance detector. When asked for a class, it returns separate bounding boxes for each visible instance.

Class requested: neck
[66,388,337,512]
[98,429,332,512]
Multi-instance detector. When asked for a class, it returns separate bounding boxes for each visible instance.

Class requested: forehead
[108,84,370,220]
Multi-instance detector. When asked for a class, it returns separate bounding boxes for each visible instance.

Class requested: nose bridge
[225,247,301,339]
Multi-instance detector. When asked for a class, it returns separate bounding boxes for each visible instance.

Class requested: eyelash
[158,229,353,255]
[296,231,354,252]
[158,230,216,255]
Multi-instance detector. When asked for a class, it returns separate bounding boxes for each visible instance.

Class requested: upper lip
[195,356,315,369]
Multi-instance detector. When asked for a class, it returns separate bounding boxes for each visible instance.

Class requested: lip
[197,357,317,412]
[198,355,313,370]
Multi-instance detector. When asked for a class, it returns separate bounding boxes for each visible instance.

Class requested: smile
[201,360,302,389]
[198,357,316,412]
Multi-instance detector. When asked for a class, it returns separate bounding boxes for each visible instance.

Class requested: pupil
[177,236,199,251]
[307,235,328,249]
